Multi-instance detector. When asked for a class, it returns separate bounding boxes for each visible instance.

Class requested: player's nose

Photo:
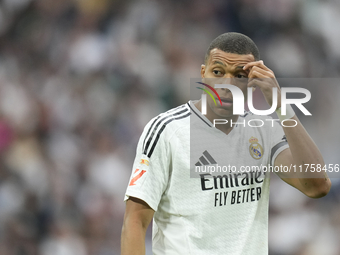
[215,77,234,93]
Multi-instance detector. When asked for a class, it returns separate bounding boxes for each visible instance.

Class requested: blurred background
[0,0,339,254]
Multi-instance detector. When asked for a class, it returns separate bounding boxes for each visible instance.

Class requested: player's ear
[201,64,206,78]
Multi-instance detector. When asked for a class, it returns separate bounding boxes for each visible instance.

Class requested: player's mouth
[219,97,233,108]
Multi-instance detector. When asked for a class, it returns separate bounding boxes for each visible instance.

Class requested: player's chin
[213,107,233,118]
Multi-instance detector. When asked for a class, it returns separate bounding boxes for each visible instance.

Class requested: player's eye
[236,74,247,79]
[213,70,223,76]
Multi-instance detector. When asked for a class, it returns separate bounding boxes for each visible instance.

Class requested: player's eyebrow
[212,62,247,72]
[212,61,226,66]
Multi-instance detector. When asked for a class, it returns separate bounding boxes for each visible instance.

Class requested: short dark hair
[204,32,260,64]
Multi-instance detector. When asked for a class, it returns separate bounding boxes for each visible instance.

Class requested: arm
[121,197,155,255]
[243,61,331,198]
[274,116,331,198]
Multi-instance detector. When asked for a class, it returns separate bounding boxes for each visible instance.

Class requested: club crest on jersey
[249,137,263,160]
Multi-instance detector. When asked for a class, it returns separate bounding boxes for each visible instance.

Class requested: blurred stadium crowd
[0,0,339,254]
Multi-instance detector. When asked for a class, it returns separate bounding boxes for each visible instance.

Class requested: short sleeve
[124,117,171,211]
[270,120,289,166]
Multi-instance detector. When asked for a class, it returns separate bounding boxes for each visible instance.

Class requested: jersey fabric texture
[124,101,288,255]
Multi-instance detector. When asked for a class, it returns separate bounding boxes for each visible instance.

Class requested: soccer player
[121,32,331,255]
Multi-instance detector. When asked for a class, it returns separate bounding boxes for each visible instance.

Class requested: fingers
[244,61,275,89]
[243,60,281,108]
[243,60,271,72]
[248,66,274,79]
[247,78,272,89]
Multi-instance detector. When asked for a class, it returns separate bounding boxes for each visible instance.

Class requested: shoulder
[141,103,190,156]
[144,103,190,135]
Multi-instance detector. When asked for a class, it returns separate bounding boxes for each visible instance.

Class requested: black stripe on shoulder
[142,105,186,150]
[146,111,191,158]
[142,115,161,150]
[143,107,189,155]
[187,103,211,127]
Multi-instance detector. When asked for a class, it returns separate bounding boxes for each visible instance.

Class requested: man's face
[201,48,255,118]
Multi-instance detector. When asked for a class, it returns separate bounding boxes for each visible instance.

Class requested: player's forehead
[207,48,255,67]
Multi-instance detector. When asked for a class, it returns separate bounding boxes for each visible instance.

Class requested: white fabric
[125,101,289,255]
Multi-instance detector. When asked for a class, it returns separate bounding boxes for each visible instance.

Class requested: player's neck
[194,100,238,135]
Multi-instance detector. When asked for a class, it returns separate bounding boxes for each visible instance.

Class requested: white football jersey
[124,101,288,255]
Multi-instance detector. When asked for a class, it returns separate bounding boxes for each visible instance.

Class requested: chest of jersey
[162,122,269,214]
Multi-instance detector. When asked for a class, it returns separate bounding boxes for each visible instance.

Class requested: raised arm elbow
[306,178,332,199]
